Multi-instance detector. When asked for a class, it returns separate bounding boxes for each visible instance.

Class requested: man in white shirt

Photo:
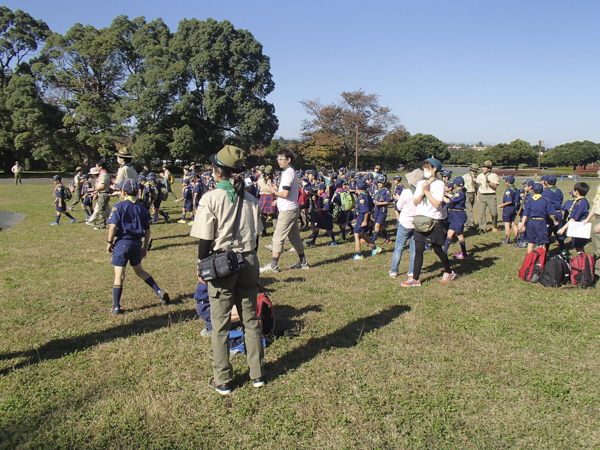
[476,160,500,233]
[11,161,23,185]
[260,149,309,273]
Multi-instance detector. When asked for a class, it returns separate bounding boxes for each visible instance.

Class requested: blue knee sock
[153,213,158,221]
[372,232,379,243]
[443,238,452,253]
[459,241,467,256]
[144,277,160,295]
[55,215,61,223]
[113,285,122,308]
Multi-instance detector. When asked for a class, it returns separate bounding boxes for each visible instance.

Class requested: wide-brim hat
[75,166,83,172]
[264,165,273,174]
[469,163,479,171]
[115,148,134,158]
[406,168,425,188]
[209,145,245,173]
[88,168,100,175]
[482,160,493,168]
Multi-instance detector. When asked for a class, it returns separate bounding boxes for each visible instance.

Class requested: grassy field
[1,180,600,449]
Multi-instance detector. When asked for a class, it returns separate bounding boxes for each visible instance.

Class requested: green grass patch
[1,181,600,448]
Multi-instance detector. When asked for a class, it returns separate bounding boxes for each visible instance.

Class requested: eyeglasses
[276,158,287,161]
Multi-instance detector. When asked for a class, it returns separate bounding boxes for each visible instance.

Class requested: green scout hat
[482,160,493,168]
[469,163,479,171]
[76,166,83,172]
[115,148,133,158]
[264,165,273,174]
[209,145,245,173]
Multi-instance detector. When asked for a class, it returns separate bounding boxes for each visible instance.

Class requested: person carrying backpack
[331,178,353,242]
[50,175,77,226]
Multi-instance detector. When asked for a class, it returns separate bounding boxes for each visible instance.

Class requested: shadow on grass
[263,304,410,382]
[0,309,197,376]
[419,256,500,283]
[259,277,307,293]
[273,304,323,337]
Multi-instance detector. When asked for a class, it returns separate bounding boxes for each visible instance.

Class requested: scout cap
[80,173,89,179]
[115,148,133,158]
[425,157,443,172]
[469,163,479,171]
[209,145,245,173]
[482,160,493,168]
[546,174,557,185]
[405,168,425,188]
[317,183,326,190]
[335,179,343,188]
[521,179,534,187]
[533,183,543,193]
[504,175,515,184]
[453,176,465,187]
[138,176,146,182]
[376,175,386,183]
[393,175,401,181]
[52,174,61,181]
[340,167,346,173]
[440,170,452,178]
[357,180,367,190]
[115,178,137,194]
[75,166,83,172]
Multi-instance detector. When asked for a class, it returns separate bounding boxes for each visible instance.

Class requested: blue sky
[7,0,600,147]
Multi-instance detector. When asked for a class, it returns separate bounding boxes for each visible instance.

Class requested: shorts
[315,215,333,231]
[524,219,549,245]
[374,211,387,225]
[184,201,193,212]
[448,210,467,234]
[414,219,446,246]
[111,239,143,267]
[153,199,162,208]
[353,214,368,234]
[502,208,516,223]
[83,197,93,207]
[56,203,66,212]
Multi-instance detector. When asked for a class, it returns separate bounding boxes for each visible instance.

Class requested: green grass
[1,181,600,448]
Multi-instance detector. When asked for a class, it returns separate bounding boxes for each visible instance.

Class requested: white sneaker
[260,263,280,273]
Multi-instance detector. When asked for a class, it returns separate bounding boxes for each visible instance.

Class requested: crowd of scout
[46,147,600,394]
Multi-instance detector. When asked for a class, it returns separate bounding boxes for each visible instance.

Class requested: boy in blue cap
[514,179,534,248]
[106,178,169,314]
[353,180,381,260]
[392,175,404,221]
[443,176,468,258]
[542,174,564,251]
[305,183,337,246]
[517,183,559,253]
[372,175,391,245]
[175,179,194,223]
[499,175,519,244]
[148,173,170,223]
[557,182,590,252]
[51,175,77,225]
[331,178,351,242]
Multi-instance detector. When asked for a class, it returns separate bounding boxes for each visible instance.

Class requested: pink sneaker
[440,271,457,283]
[389,270,398,278]
[453,252,465,259]
[401,279,421,287]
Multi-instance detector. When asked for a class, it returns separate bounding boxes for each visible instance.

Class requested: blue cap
[317,183,326,190]
[453,176,465,187]
[445,181,454,188]
[335,179,343,187]
[425,158,443,172]
[504,175,515,184]
[533,182,543,193]
[52,174,62,181]
[80,173,89,179]
[147,174,156,181]
[319,167,326,172]
[394,175,401,181]
[357,180,367,190]
[348,171,355,178]
[301,176,308,181]
[340,167,346,173]
[115,178,138,193]
[307,169,317,176]
[365,173,373,180]
[440,170,452,178]
[138,176,147,182]
[521,179,534,187]
[546,174,557,185]
[376,175,386,183]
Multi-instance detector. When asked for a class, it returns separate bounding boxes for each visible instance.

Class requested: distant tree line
[0,7,277,171]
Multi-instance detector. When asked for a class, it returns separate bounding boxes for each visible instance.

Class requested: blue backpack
[229,330,266,355]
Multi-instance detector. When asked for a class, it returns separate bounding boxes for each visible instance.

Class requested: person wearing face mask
[401,158,457,287]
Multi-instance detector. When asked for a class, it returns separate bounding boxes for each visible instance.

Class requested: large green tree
[544,140,599,169]
[377,132,449,170]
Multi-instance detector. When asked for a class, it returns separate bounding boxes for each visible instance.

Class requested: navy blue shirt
[502,186,519,211]
[565,197,590,221]
[356,191,374,215]
[182,185,193,202]
[542,186,564,212]
[108,198,150,240]
[447,189,466,210]
[524,195,554,221]
[374,188,390,215]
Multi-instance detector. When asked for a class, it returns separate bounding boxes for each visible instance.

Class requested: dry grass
[1,180,600,449]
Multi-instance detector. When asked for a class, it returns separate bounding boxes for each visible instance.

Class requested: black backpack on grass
[540,255,570,288]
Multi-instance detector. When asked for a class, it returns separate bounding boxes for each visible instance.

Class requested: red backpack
[519,247,546,282]
[298,186,308,208]
[257,293,275,338]
[570,252,595,288]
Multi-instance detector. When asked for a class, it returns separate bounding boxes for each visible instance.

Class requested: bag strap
[231,193,245,246]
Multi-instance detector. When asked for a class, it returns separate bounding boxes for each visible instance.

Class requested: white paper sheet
[566,221,592,239]
[0,211,27,231]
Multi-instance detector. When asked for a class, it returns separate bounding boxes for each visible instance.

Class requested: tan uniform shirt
[96,171,112,193]
[115,164,138,184]
[592,184,600,215]
[477,172,500,194]
[257,177,272,195]
[463,172,477,193]
[190,189,263,253]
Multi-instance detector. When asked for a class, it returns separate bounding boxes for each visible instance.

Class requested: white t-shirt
[414,179,445,220]
[396,189,417,229]
[277,166,299,211]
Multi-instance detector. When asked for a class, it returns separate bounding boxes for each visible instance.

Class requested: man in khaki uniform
[191,145,264,395]
[582,169,600,277]
[477,160,500,233]
[114,148,138,186]
[463,163,479,228]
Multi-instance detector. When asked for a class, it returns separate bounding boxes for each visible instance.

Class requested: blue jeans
[390,223,415,274]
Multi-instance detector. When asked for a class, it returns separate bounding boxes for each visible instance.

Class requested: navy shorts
[448,211,467,234]
[153,199,162,208]
[315,215,333,231]
[502,208,516,223]
[524,219,549,245]
[374,211,387,225]
[111,239,143,267]
[56,203,67,212]
[183,201,193,212]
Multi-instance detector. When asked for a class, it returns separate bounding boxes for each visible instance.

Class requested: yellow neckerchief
[532,194,542,201]
[566,195,584,220]
[124,195,138,202]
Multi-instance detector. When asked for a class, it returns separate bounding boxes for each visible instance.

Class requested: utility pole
[538,140,542,171]
[355,120,359,170]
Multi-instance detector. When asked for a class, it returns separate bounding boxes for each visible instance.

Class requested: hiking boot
[389,270,398,278]
[209,378,231,395]
[353,254,364,260]
[252,377,265,388]
[260,263,280,273]
[289,261,309,270]
[157,289,170,305]
[111,306,122,315]
[401,279,421,287]
[200,328,212,338]
[441,271,457,283]
[371,246,382,256]
[453,252,466,259]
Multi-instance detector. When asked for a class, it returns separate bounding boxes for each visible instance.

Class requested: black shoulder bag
[197,194,245,282]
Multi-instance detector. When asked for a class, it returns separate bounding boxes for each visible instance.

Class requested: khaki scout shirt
[115,164,138,184]
[592,184,600,215]
[463,172,477,193]
[257,177,272,196]
[190,189,263,253]
[477,172,500,194]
